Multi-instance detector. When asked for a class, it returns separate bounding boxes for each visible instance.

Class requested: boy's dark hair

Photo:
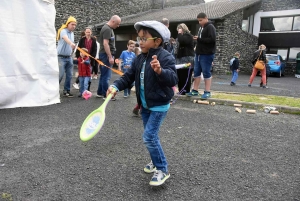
[197,13,207,19]
[137,26,163,47]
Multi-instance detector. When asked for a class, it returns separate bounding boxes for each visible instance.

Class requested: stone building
[54,0,300,75]
[54,0,204,42]
[94,0,262,74]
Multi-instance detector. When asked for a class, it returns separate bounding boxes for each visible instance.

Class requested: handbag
[254,50,265,70]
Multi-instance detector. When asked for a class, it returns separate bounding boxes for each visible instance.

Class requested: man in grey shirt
[97,15,121,100]
[57,16,77,97]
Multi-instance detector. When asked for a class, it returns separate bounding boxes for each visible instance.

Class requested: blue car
[266,54,286,77]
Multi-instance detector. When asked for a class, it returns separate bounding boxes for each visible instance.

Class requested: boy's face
[137,30,161,53]
[197,17,208,27]
[80,52,84,58]
[127,44,135,52]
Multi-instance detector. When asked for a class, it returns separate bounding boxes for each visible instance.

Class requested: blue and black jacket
[113,47,178,108]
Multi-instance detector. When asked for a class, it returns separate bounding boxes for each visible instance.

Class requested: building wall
[261,0,300,11]
[213,11,258,74]
[152,0,204,9]
[54,0,205,42]
[55,0,153,41]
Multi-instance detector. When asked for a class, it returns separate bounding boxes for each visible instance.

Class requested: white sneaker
[73,83,79,89]
[149,170,170,186]
[144,161,156,173]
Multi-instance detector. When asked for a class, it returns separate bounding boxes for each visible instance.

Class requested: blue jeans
[122,67,131,96]
[79,76,91,95]
[231,70,239,83]
[97,53,113,97]
[194,54,214,79]
[58,56,73,92]
[141,107,168,173]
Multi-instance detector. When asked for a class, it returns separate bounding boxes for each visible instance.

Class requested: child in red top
[78,48,91,97]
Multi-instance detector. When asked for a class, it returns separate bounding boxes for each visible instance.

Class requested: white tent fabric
[0,0,60,109]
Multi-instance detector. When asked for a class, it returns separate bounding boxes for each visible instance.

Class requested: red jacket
[78,56,91,77]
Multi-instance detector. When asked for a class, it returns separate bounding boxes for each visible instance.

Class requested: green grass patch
[212,92,300,108]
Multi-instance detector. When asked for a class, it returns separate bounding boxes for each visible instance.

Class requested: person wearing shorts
[186,12,216,100]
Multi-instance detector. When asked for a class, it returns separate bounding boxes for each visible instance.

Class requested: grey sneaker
[149,170,170,186]
[186,90,199,97]
[144,161,156,173]
[63,91,73,97]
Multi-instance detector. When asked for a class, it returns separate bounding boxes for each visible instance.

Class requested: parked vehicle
[266,54,286,77]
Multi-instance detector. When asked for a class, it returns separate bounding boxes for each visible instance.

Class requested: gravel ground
[1,78,300,201]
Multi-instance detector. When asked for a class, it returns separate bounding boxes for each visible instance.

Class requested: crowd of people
[56,12,270,187]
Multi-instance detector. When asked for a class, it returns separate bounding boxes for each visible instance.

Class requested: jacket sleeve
[197,24,216,44]
[156,53,178,87]
[113,56,137,91]
[91,38,97,58]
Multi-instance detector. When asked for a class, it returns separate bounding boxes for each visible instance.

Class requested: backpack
[229,58,235,70]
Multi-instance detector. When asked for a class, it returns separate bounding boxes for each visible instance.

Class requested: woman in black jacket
[248,44,267,88]
[75,28,97,78]
[176,23,195,95]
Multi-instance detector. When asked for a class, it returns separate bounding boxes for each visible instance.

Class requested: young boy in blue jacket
[230,52,240,86]
[107,21,178,186]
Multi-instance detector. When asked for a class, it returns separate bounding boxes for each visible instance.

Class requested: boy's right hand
[106,86,117,98]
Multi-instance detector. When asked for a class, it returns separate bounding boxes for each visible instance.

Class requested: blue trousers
[79,76,91,95]
[97,53,112,97]
[231,70,239,83]
[58,56,73,92]
[141,107,168,173]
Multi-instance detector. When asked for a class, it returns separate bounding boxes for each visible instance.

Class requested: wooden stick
[197,100,209,105]
[235,108,241,113]
[246,110,256,114]
[234,104,242,107]
[270,111,279,114]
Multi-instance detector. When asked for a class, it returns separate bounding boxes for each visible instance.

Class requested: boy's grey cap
[134,21,170,43]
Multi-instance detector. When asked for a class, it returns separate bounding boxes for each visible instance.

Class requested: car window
[266,55,278,60]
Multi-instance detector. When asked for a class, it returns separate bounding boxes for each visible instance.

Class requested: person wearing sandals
[107,21,178,186]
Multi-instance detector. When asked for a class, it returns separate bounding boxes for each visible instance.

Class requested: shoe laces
[146,161,154,169]
[152,170,164,180]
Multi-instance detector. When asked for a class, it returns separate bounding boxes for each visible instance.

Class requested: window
[242,20,249,32]
[293,16,300,31]
[261,17,293,32]
[289,48,300,62]
[268,48,288,60]
[267,47,300,62]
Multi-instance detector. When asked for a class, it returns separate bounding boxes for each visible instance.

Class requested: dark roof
[95,0,261,27]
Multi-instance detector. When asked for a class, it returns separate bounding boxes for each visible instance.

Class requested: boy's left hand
[150,55,162,75]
